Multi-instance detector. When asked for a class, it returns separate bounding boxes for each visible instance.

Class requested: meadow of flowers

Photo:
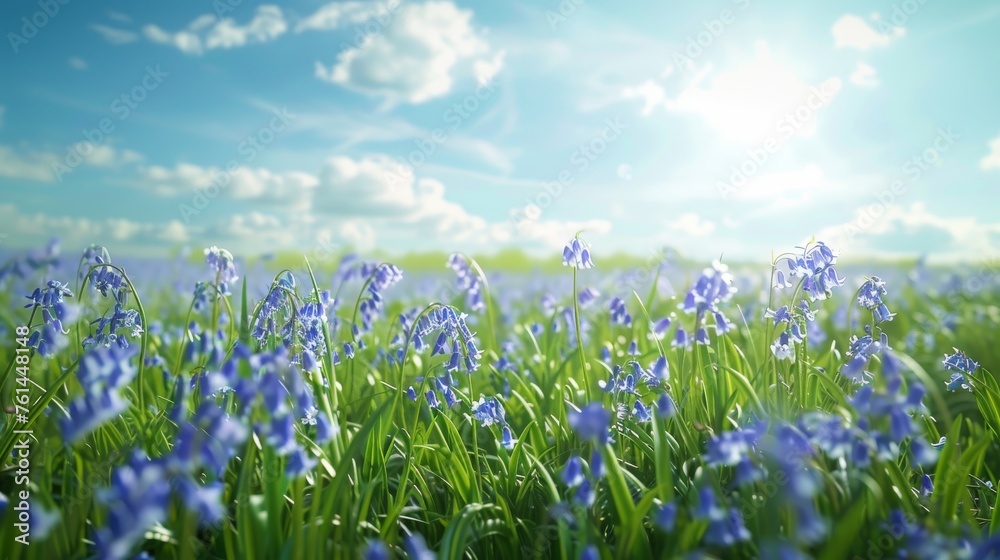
[0,237,999,559]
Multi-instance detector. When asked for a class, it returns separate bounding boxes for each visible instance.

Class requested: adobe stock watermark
[874,0,930,37]
[178,107,295,222]
[717,79,839,199]
[546,0,586,30]
[839,127,958,246]
[51,65,169,182]
[381,76,500,189]
[511,117,628,231]
[337,0,405,52]
[7,0,72,53]
[672,0,752,71]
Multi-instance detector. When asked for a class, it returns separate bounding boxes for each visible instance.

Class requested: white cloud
[77,144,143,167]
[0,146,59,182]
[107,11,132,23]
[0,204,190,249]
[979,135,1000,171]
[832,14,903,50]
[140,163,317,210]
[850,62,879,87]
[206,6,287,50]
[669,213,715,237]
[143,25,203,55]
[0,144,144,183]
[817,202,1000,261]
[144,5,287,55]
[134,154,610,252]
[625,42,842,144]
[315,1,499,104]
[295,1,392,32]
[91,24,138,44]
[621,80,665,116]
[68,57,88,70]
[473,49,505,86]
[504,217,612,250]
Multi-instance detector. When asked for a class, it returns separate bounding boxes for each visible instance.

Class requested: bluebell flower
[315,411,336,443]
[632,400,652,423]
[563,455,585,487]
[655,502,677,532]
[364,540,391,560]
[175,478,225,525]
[204,246,239,286]
[580,545,598,560]
[94,453,171,560]
[943,349,978,375]
[574,478,595,507]
[672,327,690,349]
[25,279,74,309]
[651,316,672,338]
[425,390,441,409]
[771,331,794,361]
[764,305,792,325]
[946,372,971,392]
[568,403,611,444]
[679,261,737,332]
[695,327,710,345]
[590,449,605,479]
[265,414,299,456]
[286,447,318,478]
[857,276,887,310]
[704,430,756,467]
[406,386,418,401]
[403,533,435,560]
[578,286,600,308]
[609,297,632,326]
[562,237,595,269]
[873,303,895,323]
[780,242,844,301]
[472,396,506,427]
[919,473,934,498]
[500,426,516,449]
[649,356,669,382]
[656,393,677,418]
[446,253,486,312]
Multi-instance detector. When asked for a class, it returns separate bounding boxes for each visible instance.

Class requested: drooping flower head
[204,246,239,287]
[562,237,595,269]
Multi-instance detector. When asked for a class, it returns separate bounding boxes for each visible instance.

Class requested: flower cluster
[943,348,978,392]
[679,261,737,341]
[561,449,605,506]
[357,262,403,332]
[446,253,485,312]
[608,296,632,326]
[775,241,845,302]
[24,280,76,357]
[471,396,516,449]
[61,345,138,443]
[251,271,296,347]
[857,276,896,323]
[411,304,481,374]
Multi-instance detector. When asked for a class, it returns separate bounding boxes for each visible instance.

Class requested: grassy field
[0,238,998,559]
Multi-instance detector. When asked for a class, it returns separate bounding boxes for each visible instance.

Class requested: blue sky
[2,0,999,262]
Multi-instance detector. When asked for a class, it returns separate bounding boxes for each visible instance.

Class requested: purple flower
[563,455,585,487]
[562,237,595,269]
[568,403,612,444]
